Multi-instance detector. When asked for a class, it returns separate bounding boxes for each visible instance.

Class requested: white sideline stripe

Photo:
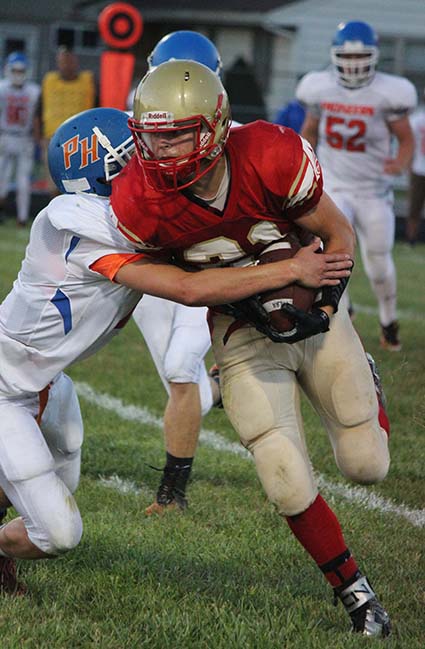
[74,381,249,457]
[317,477,425,529]
[76,381,425,529]
[352,302,423,322]
[99,474,154,498]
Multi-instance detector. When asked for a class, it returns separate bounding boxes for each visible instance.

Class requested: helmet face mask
[97,129,135,182]
[130,60,231,192]
[331,21,379,89]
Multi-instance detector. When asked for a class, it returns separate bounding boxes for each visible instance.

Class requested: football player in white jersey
[0,52,41,226]
[131,32,226,516]
[406,97,425,244]
[0,107,347,595]
[297,21,417,351]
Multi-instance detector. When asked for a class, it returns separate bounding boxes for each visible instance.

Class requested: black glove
[219,297,329,344]
[315,261,354,313]
[275,303,330,343]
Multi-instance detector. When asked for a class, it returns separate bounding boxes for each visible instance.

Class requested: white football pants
[133,295,214,415]
[0,134,35,223]
[327,189,397,326]
[0,372,83,555]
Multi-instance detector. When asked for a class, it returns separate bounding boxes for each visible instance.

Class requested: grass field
[0,221,424,648]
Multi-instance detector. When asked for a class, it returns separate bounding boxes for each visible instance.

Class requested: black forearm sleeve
[315,272,352,313]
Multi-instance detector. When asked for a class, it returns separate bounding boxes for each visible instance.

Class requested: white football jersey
[296,69,417,193]
[0,79,40,137]
[0,194,142,396]
[409,108,425,176]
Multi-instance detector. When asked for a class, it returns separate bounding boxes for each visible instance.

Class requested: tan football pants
[211,307,390,516]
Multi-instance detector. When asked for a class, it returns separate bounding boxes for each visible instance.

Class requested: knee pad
[362,251,394,284]
[29,505,83,556]
[334,421,390,485]
[0,404,54,482]
[163,348,203,384]
[328,359,377,429]
[248,429,317,516]
[41,373,84,455]
[21,472,83,556]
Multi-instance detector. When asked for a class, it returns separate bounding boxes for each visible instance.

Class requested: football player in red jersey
[0,106,351,597]
[110,60,391,637]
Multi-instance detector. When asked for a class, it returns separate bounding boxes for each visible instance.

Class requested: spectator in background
[406,95,425,245]
[0,52,41,226]
[40,47,96,194]
[223,56,266,123]
[274,98,306,134]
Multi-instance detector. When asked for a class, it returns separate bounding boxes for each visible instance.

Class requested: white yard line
[352,302,423,322]
[99,474,153,498]
[75,381,425,529]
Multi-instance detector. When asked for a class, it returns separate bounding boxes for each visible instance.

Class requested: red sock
[286,494,359,588]
[378,400,390,438]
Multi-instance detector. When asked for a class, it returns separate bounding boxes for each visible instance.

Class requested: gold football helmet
[129,60,231,191]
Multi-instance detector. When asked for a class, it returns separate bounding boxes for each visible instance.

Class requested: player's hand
[290,237,353,289]
[219,298,330,344]
[276,303,330,343]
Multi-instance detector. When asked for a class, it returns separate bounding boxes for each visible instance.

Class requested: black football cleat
[336,575,391,638]
[380,321,401,352]
[145,464,190,516]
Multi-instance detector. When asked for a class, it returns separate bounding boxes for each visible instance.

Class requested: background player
[0,52,40,226]
[131,31,225,515]
[297,20,417,351]
[110,60,391,637]
[0,106,347,595]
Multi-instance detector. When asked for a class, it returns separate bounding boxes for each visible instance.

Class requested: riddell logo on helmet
[142,111,174,122]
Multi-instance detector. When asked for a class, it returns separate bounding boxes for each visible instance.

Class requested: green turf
[0,220,424,648]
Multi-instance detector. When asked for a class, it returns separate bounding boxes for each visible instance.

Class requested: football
[258,233,318,332]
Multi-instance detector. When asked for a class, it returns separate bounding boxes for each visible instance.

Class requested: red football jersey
[110,121,323,269]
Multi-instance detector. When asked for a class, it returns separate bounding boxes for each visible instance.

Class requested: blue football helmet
[5,51,28,86]
[48,108,135,196]
[331,21,379,89]
[148,30,222,75]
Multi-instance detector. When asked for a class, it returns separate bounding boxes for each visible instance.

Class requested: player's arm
[300,113,320,149]
[295,192,355,316]
[384,116,415,175]
[296,191,355,257]
[114,247,352,307]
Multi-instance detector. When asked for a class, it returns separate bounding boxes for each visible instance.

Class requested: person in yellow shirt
[41,47,96,194]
